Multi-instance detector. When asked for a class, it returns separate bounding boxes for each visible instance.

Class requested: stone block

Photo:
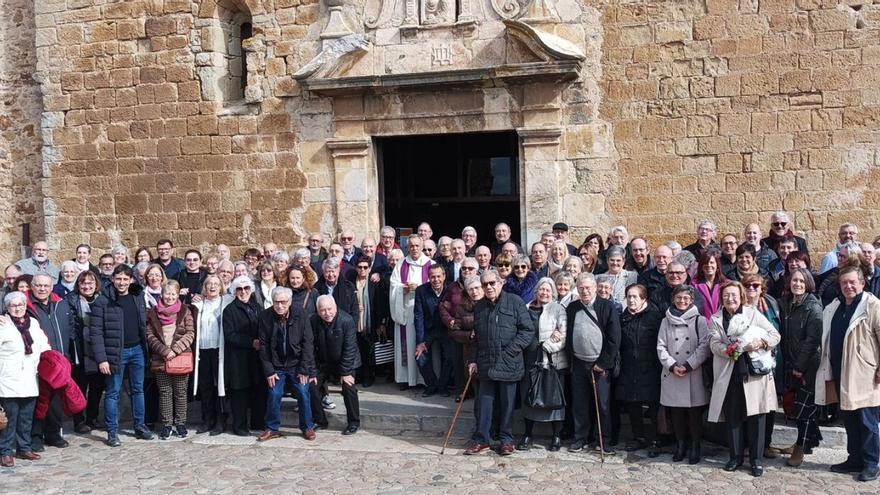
[687,115,718,137]
[145,16,177,37]
[809,8,854,32]
[655,21,691,43]
[719,114,749,136]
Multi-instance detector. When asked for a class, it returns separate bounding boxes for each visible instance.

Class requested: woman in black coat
[779,268,823,467]
[222,276,265,435]
[67,270,105,433]
[616,283,664,457]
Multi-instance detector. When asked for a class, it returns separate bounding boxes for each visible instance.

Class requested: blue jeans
[842,406,880,469]
[0,397,36,456]
[104,346,146,434]
[265,371,313,432]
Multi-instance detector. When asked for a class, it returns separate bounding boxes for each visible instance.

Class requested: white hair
[316,294,336,309]
[3,290,27,308]
[60,260,78,272]
[322,257,341,270]
[270,286,293,301]
[229,276,254,292]
[294,248,310,259]
[462,226,477,236]
[271,250,290,263]
[111,245,129,256]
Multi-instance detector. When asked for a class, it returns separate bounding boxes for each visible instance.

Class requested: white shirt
[198,297,222,349]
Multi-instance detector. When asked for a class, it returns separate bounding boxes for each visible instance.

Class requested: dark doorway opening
[378,131,521,245]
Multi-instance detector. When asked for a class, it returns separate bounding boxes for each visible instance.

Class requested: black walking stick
[441,370,474,455]
[590,369,605,463]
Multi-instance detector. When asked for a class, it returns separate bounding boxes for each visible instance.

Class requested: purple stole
[398,260,432,365]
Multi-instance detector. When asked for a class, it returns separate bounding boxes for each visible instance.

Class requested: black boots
[688,441,701,465]
[672,441,687,462]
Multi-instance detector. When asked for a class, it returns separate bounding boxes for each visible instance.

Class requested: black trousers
[72,365,105,426]
[418,334,455,391]
[310,373,360,428]
[227,387,253,433]
[249,381,267,431]
[356,333,375,385]
[571,358,611,446]
[624,400,660,443]
[32,395,64,443]
[197,348,223,426]
[669,406,704,443]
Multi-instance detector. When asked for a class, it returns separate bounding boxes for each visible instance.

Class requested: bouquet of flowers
[725,314,774,373]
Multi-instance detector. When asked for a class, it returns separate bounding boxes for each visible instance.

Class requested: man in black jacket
[414,265,452,397]
[257,286,317,442]
[315,257,358,319]
[649,262,704,315]
[310,296,362,435]
[464,270,534,456]
[638,245,672,295]
[566,273,620,455]
[27,274,73,450]
[88,264,154,447]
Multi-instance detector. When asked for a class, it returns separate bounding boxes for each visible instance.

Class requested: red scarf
[156,299,182,325]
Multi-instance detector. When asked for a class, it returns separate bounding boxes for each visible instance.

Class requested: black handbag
[744,352,773,376]
[526,350,566,410]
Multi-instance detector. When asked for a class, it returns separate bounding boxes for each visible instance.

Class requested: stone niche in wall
[293,0,588,94]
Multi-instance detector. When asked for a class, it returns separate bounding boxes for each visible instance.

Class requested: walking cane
[590,369,605,464]
[441,370,474,455]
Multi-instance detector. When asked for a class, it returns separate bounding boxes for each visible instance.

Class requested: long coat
[222,297,263,391]
[192,295,234,396]
[707,306,780,422]
[816,292,880,410]
[615,303,664,402]
[525,301,568,371]
[657,305,711,408]
[780,293,823,390]
[145,305,196,372]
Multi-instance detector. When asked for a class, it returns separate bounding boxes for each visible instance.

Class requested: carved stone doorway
[378,131,521,244]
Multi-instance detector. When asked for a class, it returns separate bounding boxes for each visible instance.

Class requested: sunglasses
[496,263,511,268]
[357,265,370,270]
[461,266,476,271]
[772,222,787,227]
[745,283,762,289]
[514,265,528,270]
[235,287,252,292]
[482,281,498,287]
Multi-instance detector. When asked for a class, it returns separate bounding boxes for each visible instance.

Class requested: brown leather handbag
[164,351,194,375]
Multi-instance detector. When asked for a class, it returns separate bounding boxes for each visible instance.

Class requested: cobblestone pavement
[0,426,875,495]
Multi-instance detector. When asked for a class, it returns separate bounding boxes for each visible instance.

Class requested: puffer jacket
[86,284,147,374]
[615,302,664,402]
[780,293,823,389]
[470,291,535,382]
[145,305,196,372]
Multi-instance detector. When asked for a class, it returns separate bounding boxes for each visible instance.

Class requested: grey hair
[270,286,293,302]
[576,272,597,286]
[512,254,531,269]
[594,274,613,285]
[3,290,27,308]
[111,245,129,256]
[389,248,404,260]
[554,271,574,285]
[380,226,396,237]
[664,240,682,250]
[461,256,478,269]
[839,240,862,255]
[316,294,336,309]
[437,236,452,245]
[462,226,477,236]
[697,219,717,233]
[608,225,629,238]
[294,248,310,259]
[463,276,481,290]
[218,259,234,271]
[771,211,790,222]
[271,250,290,263]
[229,276,254,292]
[60,260,78,273]
[533,277,558,301]
[233,261,249,272]
[606,245,626,259]
[563,256,583,270]
[322,257,341,271]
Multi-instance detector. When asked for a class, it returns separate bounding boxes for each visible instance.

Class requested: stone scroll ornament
[491,0,531,20]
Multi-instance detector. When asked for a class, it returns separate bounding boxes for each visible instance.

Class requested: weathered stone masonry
[0,0,878,266]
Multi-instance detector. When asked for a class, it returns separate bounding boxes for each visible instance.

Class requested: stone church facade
[1,0,879,264]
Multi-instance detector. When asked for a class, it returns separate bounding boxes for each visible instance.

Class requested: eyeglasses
[261,267,274,272]
[496,263,510,268]
[273,300,291,305]
[341,237,353,241]
[185,258,200,262]
[461,266,476,271]
[772,222,787,227]
[235,287,252,292]
[513,265,528,270]
[482,281,498,287]
[357,265,370,270]
[745,283,762,289]
[667,271,686,276]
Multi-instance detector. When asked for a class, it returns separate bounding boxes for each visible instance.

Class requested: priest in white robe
[390,234,434,387]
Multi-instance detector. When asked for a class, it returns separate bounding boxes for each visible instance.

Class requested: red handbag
[164,351,194,375]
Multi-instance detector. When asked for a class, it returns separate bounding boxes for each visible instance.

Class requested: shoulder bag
[526,350,566,410]
[164,351,194,375]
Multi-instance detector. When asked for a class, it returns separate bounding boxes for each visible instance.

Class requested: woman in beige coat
[657,285,711,464]
[708,281,780,477]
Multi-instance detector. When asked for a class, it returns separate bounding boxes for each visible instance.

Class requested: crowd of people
[1,214,880,482]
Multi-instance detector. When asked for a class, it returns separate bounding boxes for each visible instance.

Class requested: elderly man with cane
[463,270,534,456]
[566,273,620,456]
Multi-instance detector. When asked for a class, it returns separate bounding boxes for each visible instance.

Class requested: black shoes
[159,426,173,440]
[196,422,215,434]
[625,438,649,452]
[74,423,92,434]
[672,441,687,462]
[568,440,585,453]
[858,466,880,482]
[422,387,438,398]
[830,459,864,474]
[106,433,121,447]
[342,425,359,435]
[175,425,188,438]
[134,426,155,440]
[723,458,743,472]
[44,437,69,449]
[646,441,661,458]
[547,436,562,452]
[751,465,764,477]
[515,436,532,451]
[688,442,701,465]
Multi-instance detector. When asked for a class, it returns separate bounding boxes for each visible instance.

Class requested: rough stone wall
[599,0,880,251]
[0,0,45,266]
[32,0,315,260]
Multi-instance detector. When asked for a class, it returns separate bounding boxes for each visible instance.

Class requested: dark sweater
[118,294,141,347]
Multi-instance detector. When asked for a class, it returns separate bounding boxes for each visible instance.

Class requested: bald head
[317,294,338,323]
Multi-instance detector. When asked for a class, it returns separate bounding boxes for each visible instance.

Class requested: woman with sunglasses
[741,274,783,460]
[494,253,513,281]
[503,255,537,304]
[778,268,823,467]
[252,262,278,310]
[222,276,265,435]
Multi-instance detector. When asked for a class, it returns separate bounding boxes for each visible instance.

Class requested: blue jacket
[153,257,185,280]
[414,282,447,345]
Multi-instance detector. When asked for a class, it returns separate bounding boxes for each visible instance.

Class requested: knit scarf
[13,316,34,354]
[736,263,758,280]
[156,299,182,325]
[145,286,162,308]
